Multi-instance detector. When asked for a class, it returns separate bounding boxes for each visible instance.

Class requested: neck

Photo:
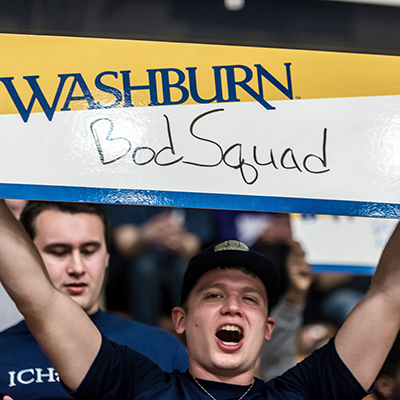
[189,365,255,386]
[84,304,99,316]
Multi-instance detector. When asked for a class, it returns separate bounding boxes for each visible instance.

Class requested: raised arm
[335,220,400,391]
[0,200,101,391]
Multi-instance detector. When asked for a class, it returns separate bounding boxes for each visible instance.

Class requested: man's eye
[243,296,258,303]
[82,247,97,256]
[82,250,95,255]
[51,251,67,257]
[207,293,222,299]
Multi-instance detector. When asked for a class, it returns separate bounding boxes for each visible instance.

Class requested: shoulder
[0,320,46,366]
[267,339,368,399]
[69,334,172,399]
[91,311,189,372]
[93,311,183,345]
[0,319,29,338]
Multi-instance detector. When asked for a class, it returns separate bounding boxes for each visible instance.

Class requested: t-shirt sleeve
[64,334,168,400]
[270,337,370,400]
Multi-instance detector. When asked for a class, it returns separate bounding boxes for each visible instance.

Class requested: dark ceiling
[1,0,400,55]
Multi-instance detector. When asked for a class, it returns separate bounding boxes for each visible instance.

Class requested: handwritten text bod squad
[90,108,329,185]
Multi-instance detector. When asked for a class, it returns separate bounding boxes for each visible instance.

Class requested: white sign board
[1,34,400,218]
[291,214,398,274]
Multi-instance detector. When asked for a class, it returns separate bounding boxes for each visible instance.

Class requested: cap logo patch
[214,240,249,252]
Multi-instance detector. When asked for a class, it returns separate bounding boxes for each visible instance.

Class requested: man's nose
[220,294,242,316]
[67,251,86,276]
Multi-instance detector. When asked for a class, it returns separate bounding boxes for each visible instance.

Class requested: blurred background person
[104,204,216,327]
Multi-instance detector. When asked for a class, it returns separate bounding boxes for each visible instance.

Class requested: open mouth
[215,325,243,345]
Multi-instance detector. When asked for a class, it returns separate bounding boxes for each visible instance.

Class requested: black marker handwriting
[90,118,131,165]
[89,109,330,185]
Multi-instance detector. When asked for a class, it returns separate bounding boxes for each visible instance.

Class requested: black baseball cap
[181,239,281,313]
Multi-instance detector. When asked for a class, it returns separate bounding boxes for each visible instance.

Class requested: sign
[1,34,400,217]
[291,214,398,274]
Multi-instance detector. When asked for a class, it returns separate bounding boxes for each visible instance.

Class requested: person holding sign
[0,201,188,400]
[0,198,399,399]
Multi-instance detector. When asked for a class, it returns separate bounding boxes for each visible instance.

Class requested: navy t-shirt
[0,310,189,399]
[68,334,369,400]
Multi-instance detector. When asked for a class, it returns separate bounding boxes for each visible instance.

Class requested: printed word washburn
[0,63,293,122]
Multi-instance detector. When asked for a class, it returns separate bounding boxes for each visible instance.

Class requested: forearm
[0,200,54,314]
[284,286,308,307]
[336,291,400,390]
[335,221,400,391]
[370,221,400,296]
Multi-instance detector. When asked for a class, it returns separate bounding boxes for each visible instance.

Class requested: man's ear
[375,374,394,399]
[264,317,275,342]
[171,306,186,335]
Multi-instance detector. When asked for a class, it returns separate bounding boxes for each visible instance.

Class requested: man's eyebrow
[42,241,101,251]
[197,284,266,300]
[42,243,70,252]
[198,283,225,293]
[80,241,102,248]
[242,286,267,301]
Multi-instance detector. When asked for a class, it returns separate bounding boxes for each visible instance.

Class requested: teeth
[222,342,237,346]
[219,325,242,333]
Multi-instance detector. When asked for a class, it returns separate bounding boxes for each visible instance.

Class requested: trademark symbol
[295,96,301,99]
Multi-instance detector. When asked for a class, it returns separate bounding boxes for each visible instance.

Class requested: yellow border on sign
[1,33,400,116]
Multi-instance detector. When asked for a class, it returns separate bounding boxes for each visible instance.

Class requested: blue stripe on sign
[1,182,400,219]
[311,264,376,275]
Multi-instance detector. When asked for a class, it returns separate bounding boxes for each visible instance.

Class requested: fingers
[286,241,313,293]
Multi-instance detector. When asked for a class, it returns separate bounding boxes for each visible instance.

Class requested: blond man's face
[173,268,275,379]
